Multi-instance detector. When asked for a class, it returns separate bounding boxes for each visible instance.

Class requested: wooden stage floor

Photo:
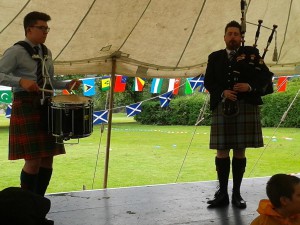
[47,175,291,225]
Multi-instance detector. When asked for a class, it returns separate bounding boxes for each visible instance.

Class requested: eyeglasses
[30,26,50,33]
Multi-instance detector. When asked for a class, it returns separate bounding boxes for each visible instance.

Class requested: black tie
[33,46,43,87]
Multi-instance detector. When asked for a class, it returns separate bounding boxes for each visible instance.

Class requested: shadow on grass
[0,126,9,130]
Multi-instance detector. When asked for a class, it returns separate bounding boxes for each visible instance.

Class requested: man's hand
[223,90,238,101]
[19,78,39,92]
[233,83,251,92]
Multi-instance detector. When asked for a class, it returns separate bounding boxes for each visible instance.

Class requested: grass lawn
[1,113,300,194]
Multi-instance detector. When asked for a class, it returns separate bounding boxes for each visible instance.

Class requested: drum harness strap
[14,41,54,102]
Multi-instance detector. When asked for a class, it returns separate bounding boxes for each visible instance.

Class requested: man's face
[26,20,49,45]
[224,27,241,50]
[283,183,300,215]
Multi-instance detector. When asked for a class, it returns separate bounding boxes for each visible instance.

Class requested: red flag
[114,75,127,92]
[62,89,70,95]
[277,76,287,92]
[173,78,180,95]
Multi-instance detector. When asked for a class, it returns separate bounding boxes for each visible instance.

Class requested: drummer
[0,10,81,200]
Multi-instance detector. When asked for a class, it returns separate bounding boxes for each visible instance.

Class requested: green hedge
[261,78,300,127]
[135,94,211,126]
[135,78,300,127]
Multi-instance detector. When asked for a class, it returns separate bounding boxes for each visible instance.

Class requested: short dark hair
[23,11,51,30]
[266,174,300,208]
[225,20,241,34]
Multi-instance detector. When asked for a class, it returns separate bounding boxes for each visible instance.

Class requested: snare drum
[49,95,93,140]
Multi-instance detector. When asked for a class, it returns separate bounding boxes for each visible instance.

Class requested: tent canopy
[0,0,299,77]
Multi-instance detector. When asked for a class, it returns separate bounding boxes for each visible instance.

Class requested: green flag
[0,90,12,103]
[185,78,193,95]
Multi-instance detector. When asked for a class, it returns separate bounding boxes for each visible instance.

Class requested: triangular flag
[93,110,108,124]
[159,91,173,108]
[5,104,12,118]
[189,74,204,90]
[150,78,163,94]
[126,102,142,117]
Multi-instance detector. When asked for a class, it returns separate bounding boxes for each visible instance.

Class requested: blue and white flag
[159,91,173,108]
[82,78,96,96]
[5,104,12,118]
[189,74,204,90]
[126,102,142,117]
[93,110,108,124]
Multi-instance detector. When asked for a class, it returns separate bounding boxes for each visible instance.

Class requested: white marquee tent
[1,0,300,78]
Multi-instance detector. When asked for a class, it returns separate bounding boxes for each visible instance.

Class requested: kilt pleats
[9,92,65,160]
[209,100,264,150]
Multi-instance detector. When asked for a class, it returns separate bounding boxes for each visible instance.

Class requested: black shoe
[41,218,54,225]
[231,193,247,209]
[207,190,229,208]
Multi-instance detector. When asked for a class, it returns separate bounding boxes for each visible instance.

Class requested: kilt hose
[9,92,65,160]
[209,100,264,150]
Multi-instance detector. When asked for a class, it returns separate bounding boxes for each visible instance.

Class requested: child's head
[267,174,300,214]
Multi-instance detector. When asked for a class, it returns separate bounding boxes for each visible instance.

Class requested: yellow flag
[101,78,110,91]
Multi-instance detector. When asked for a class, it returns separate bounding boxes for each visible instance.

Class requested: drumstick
[39,88,54,93]
[69,81,76,91]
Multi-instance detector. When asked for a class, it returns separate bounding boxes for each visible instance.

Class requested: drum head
[52,95,91,104]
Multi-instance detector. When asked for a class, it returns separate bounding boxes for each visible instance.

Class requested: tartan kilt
[209,100,264,150]
[9,92,65,160]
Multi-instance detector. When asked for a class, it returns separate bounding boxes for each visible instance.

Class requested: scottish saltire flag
[5,104,12,119]
[82,78,96,96]
[159,91,173,108]
[150,78,163,93]
[126,102,142,117]
[133,77,146,91]
[189,74,204,90]
[185,78,193,94]
[93,110,108,125]
[114,75,127,92]
[101,77,110,91]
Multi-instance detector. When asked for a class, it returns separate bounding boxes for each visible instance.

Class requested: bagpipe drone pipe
[222,0,276,117]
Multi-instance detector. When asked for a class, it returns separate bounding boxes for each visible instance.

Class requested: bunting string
[175,94,210,183]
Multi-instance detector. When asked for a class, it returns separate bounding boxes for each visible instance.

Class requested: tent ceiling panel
[0,0,299,77]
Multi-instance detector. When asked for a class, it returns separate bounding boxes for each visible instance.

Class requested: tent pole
[103,57,116,189]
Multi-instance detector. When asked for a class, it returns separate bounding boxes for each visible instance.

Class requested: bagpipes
[222,0,277,117]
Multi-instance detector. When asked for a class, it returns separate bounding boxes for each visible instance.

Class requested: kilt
[209,100,264,150]
[9,92,65,160]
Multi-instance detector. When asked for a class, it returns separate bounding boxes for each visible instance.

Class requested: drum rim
[51,95,92,104]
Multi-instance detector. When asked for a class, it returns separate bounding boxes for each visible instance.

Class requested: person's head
[224,20,242,51]
[23,11,51,45]
[267,174,300,214]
